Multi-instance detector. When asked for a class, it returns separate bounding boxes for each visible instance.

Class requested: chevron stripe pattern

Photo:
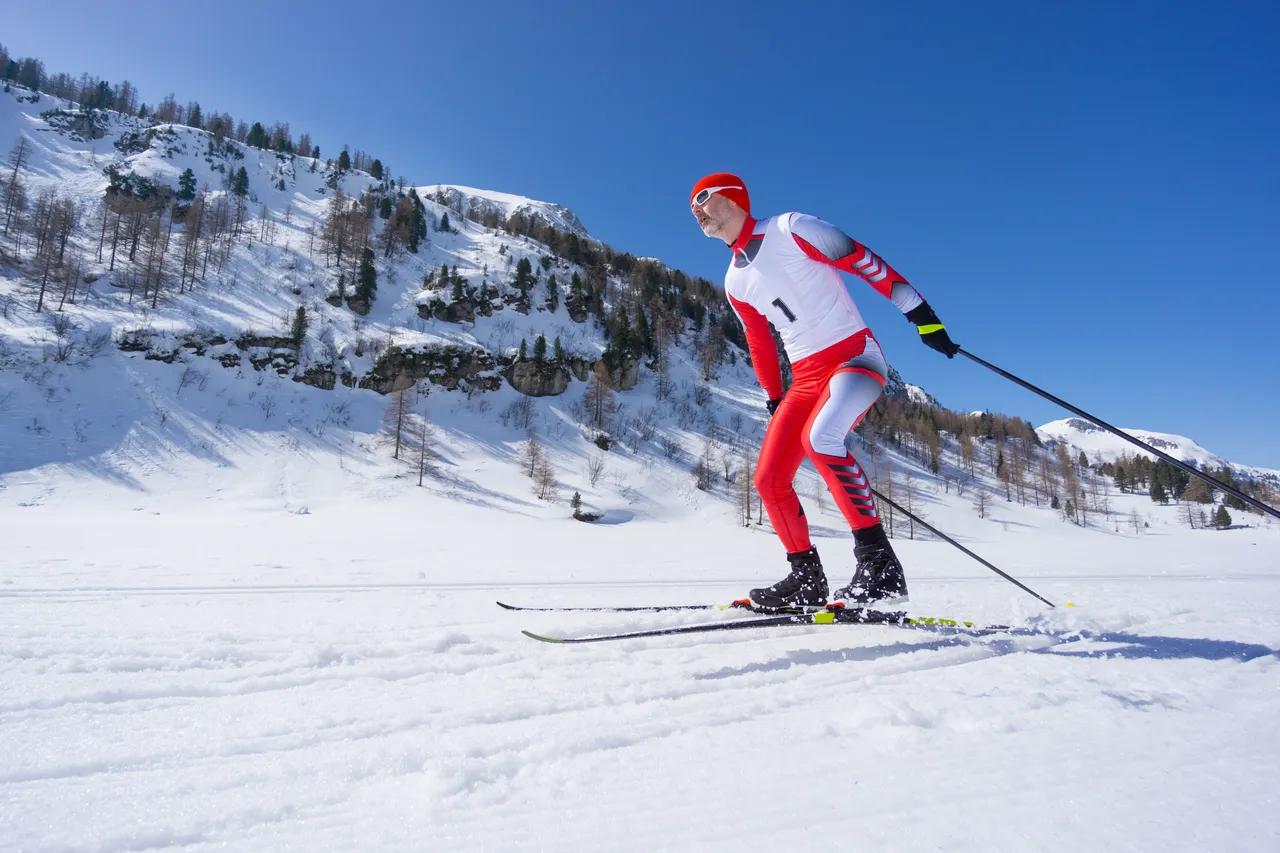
[827,458,879,518]
[852,246,888,283]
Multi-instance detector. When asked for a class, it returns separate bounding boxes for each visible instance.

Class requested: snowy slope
[1038,417,1280,480]
[0,86,595,368]
[0,83,758,487]
[3,442,1278,852]
[421,184,590,238]
[904,382,937,407]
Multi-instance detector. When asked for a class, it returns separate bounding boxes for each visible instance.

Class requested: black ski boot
[749,547,829,610]
[832,524,909,606]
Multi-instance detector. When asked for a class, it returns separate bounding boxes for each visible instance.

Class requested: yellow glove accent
[917,323,946,335]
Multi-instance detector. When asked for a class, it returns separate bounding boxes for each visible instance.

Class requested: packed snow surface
[3,431,1278,851]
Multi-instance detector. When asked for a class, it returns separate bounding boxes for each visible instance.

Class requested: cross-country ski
[519,605,1009,644]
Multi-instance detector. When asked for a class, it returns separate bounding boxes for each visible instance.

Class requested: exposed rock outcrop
[295,365,337,390]
[360,344,501,394]
[116,328,629,399]
[505,361,571,397]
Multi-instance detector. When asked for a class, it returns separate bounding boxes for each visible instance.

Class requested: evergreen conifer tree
[637,307,652,355]
[533,335,547,362]
[546,274,559,311]
[177,168,196,201]
[290,306,308,345]
[1213,505,1232,529]
[337,148,351,171]
[246,122,269,148]
[409,200,426,251]
[514,257,534,290]
[355,247,377,303]
[613,307,632,354]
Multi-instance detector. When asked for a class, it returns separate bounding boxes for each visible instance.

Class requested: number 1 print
[771,298,797,323]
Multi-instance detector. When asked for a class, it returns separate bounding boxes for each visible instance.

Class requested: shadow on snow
[693,630,1277,681]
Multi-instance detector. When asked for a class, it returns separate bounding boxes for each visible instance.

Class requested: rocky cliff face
[360,345,502,395]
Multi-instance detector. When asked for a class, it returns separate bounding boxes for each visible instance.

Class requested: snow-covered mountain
[3,76,1279,853]
[0,83,787,527]
[1037,417,1280,481]
[5,79,1278,522]
[903,382,937,407]
[3,80,1276,520]
[0,81,738,441]
[421,184,591,239]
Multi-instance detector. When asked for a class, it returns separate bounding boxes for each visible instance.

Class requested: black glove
[905,301,959,358]
[766,396,783,416]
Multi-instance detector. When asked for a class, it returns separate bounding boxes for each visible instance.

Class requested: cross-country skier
[690,172,959,608]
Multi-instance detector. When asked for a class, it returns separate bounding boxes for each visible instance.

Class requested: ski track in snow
[3,559,1279,852]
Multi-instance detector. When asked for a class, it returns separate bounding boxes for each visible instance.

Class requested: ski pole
[871,487,1056,608]
[958,348,1280,521]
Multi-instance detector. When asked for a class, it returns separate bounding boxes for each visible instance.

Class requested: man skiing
[690,172,959,609]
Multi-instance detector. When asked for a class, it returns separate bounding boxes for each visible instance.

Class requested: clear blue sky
[8,1,1279,466]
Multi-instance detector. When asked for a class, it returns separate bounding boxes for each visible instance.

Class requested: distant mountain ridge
[1036,418,1279,481]
[421,185,590,240]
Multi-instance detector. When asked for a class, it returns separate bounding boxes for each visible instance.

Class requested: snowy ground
[3,455,1278,852]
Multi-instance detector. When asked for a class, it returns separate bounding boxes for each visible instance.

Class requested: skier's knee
[753,464,784,498]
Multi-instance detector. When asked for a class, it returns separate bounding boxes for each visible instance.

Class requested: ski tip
[521,630,566,644]
[496,601,518,610]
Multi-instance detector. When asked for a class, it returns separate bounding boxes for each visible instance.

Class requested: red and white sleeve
[727,294,783,400]
[788,214,924,314]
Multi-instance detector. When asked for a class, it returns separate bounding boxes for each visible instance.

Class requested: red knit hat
[690,172,749,213]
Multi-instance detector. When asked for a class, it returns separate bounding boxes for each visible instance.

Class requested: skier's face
[692,193,738,241]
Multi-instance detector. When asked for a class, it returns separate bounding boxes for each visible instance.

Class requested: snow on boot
[749,547,829,610]
[833,524,909,606]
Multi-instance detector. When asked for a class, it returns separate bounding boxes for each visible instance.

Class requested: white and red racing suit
[725,212,924,553]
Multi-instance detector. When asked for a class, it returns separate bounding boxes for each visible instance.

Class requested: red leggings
[754,331,887,553]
